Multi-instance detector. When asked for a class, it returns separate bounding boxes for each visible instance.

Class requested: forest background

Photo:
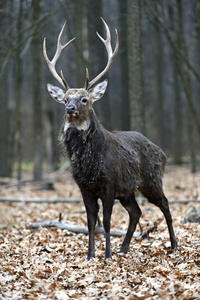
[0,0,200,181]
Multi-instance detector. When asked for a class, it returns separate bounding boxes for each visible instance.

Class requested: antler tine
[43,21,76,89]
[87,17,119,90]
[84,68,89,89]
[60,70,70,90]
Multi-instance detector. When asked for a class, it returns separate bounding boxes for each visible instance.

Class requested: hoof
[171,240,178,250]
[119,246,128,254]
[105,252,112,260]
[104,255,112,260]
[87,255,95,261]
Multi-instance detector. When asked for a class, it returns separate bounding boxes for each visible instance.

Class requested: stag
[43,18,177,260]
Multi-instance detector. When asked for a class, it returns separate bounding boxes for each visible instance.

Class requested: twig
[136,223,158,241]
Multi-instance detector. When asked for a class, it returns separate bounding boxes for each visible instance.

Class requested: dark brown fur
[60,108,177,259]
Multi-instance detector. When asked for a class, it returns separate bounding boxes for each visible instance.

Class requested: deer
[43,18,177,260]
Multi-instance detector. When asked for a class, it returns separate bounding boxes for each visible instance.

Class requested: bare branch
[0,197,200,204]
[26,217,140,237]
[144,0,200,82]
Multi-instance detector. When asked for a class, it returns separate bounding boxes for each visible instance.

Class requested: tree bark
[128,0,145,134]
[0,0,11,177]
[32,0,43,180]
[14,0,23,190]
[119,1,130,130]
[176,0,197,172]
[170,1,183,164]
[153,0,164,148]
[73,0,85,87]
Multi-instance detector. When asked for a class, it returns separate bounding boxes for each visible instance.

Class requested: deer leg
[140,187,177,250]
[102,199,114,259]
[119,193,142,254]
[159,195,178,249]
[83,196,99,260]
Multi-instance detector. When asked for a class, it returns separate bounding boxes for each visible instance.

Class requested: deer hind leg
[159,195,177,249]
[140,186,177,250]
[119,193,142,254]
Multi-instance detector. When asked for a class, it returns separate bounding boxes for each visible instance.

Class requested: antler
[85,17,119,90]
[43,21,76,90]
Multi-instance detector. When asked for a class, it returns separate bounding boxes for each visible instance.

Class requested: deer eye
[81,98,87,104]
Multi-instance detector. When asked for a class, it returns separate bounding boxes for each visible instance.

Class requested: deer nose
[66,104,76,114]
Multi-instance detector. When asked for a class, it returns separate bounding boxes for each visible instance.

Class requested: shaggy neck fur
[61,112,107,194]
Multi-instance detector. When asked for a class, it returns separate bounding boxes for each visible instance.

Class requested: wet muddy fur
[61,113,177,260]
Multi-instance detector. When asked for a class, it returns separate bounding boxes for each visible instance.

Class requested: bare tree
[175,0,197,172]
[32,0,43,180]
[153,0,164,148]
[127,0,145,134]
[0,0,11,177]
[14,0,23,189]
[73,0,85,87]
[119,1,130,130]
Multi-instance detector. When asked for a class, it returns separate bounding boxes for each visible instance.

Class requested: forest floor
[0,165,200,299]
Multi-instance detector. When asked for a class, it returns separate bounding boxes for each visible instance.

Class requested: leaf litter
[0,165,200,299]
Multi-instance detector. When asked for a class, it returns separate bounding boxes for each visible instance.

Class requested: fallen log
[0,197,83,203]
[1,197,200,204]
[26,213,141,237]
[26,220,140,237]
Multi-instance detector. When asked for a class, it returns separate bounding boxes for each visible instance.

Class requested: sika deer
[43,18,177,260]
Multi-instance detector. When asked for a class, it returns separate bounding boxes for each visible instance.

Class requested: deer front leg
[102,198,114,259]
[83,196,99,260]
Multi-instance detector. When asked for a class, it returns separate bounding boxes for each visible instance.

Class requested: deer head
[43,18,118,129]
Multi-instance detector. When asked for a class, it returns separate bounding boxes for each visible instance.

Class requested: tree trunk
[128,0,145,134]
[171,1,183,164]
[0,0,11,177]
[14,0,23,189]
[187,98,197,173]
[73,0,85,87]
[153,0,164,148]
[176,0,197,172]
[32,0,43,180]
[119,1,130,130]
[194,0,200,149]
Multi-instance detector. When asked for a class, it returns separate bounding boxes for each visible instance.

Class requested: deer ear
[47,83,66,103]
[89,80,108,102]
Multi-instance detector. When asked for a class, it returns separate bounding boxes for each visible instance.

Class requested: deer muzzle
[66,104,76,114]
[66,104,79,118]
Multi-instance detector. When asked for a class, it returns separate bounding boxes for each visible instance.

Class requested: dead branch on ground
[0,197,200,204]
[26,213,141,237]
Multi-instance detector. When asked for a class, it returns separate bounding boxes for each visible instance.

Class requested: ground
[0,165,199,299]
